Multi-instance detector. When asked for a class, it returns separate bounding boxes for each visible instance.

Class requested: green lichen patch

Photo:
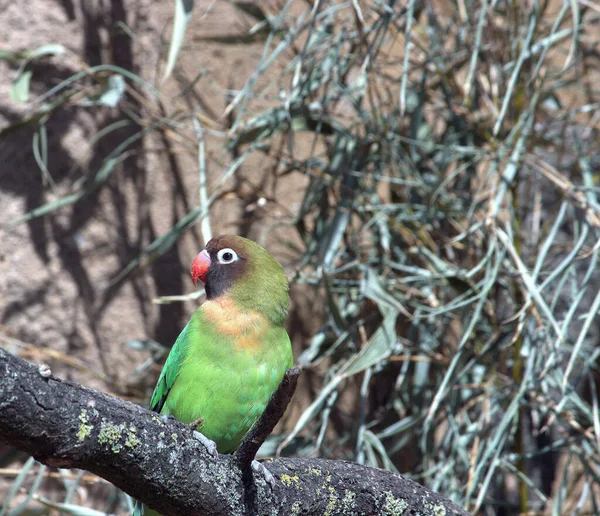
[306,466,322,476]
[382,491,408,515]
[323,485,338,516]
[280,473,300,488]
[318,471,333,498]
[98,420,126,453]
[98,420,142,453]
[290,501,302,515]
[342,490,357,512]
[125,425,140,449]
[77,409,94,441]
[424,502,446,516]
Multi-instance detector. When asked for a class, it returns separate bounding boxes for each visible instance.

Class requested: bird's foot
[193,431,218,457]
[251,460,276,488]
[189,417,205,430]
[159,414,170,424]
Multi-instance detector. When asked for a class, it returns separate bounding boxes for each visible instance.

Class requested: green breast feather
[148,307,293,453]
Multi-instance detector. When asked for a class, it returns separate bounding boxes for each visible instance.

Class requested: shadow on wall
[0,0,192,377]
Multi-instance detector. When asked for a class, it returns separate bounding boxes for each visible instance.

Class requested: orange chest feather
[200,298,269,351]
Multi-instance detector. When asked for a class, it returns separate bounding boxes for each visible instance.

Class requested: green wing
[148,322,191,413]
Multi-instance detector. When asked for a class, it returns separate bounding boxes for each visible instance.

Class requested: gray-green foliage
[3,0,600,514]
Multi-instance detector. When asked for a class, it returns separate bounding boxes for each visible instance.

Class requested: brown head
[190,235,289,325]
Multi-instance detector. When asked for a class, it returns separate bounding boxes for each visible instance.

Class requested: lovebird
[133,235,293,515]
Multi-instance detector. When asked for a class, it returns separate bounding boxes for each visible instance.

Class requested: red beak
[191,249,211,287]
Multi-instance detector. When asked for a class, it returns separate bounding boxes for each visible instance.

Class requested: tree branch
[0,349,469,515]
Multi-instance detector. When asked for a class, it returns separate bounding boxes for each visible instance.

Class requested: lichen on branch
[0,349,468,515]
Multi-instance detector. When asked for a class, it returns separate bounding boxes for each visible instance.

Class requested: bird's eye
[217,248,238,264]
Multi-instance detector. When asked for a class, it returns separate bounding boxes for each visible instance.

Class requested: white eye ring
[217,248,238,264]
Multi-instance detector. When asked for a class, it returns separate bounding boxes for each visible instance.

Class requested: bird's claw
[189,417,205,430]
[193,431,218,457]
[252,460,276,488]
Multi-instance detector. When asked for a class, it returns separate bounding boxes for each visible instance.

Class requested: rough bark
[0,349,469,515]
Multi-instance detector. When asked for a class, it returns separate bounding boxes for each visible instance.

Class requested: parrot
[133,235,293,515]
